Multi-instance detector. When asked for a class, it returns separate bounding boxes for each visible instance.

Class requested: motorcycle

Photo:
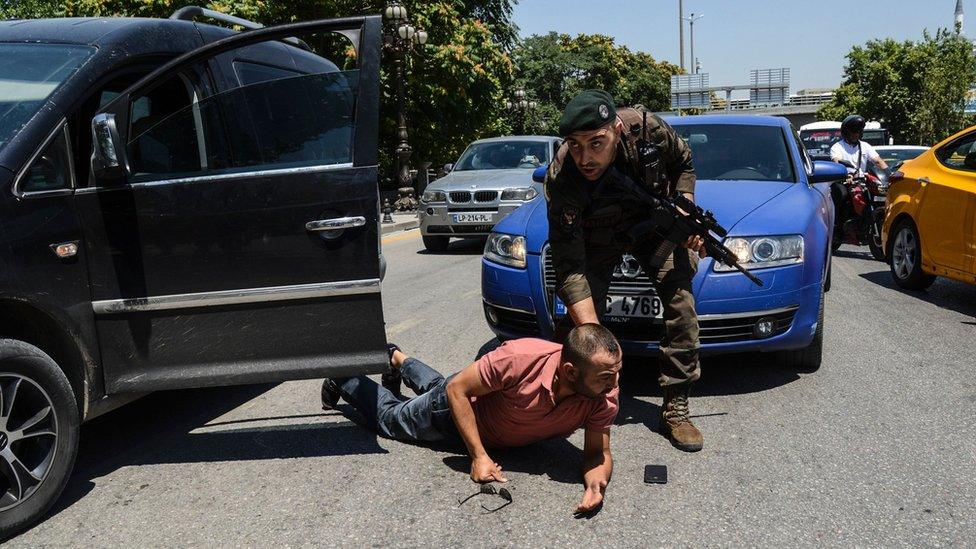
[831,159,886,261]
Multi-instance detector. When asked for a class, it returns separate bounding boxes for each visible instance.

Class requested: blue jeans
[336,358,459,443]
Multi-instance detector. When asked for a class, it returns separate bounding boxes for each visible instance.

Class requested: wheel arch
[0,299,93,419]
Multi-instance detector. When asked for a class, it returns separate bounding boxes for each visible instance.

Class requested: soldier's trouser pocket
[635,247,701,386]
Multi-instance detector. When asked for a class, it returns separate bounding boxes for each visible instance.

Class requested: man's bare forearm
[446,383,488,458]
[567,296,600,325]
[582,450,613,492]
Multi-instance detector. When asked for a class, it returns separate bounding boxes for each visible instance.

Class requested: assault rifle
[618,112,764,287]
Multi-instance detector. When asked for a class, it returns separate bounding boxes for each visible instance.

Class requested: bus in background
[800,120,892,161]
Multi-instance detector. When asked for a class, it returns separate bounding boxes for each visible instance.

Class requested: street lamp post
[383,2,428,210]
[504,88,537,135]
[683,12,704,74]
[678,0,685,71]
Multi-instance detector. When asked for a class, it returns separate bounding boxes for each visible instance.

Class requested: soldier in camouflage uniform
[545,89,706,452]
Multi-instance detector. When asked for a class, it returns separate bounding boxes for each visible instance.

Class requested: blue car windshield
[454,140,550,171]
[0,44,95,154]
[675,124,796,182]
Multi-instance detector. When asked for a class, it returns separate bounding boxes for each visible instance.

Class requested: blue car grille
[542,245,657,297]
[541,245,798,344]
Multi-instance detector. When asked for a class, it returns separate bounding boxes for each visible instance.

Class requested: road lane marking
[382,230,421,244]
[387,318,422,336]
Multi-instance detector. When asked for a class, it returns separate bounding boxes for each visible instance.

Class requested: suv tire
[888,219,936,291]
[0,340,80,538]
[422,235,450,252]
[781,292,824,373]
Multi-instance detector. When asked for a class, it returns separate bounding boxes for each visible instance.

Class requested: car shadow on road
[833,248,885,263]
[416,237,487,256]
[613,353,798,432]
[858,270,976,320]
[47,383,387,521]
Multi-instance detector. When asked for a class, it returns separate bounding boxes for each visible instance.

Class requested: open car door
[75,17,388,392]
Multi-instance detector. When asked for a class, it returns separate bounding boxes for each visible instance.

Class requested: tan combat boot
[661,384,703,452]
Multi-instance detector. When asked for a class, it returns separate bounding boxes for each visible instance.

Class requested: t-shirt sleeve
[864,143,881,162]
[829,142,843,161]
[476,342,521,391]
[585,387,620,431]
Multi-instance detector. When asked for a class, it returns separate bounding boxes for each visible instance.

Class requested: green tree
[1,0,516,187]
[818,29,976,145]
[512,32,680,135]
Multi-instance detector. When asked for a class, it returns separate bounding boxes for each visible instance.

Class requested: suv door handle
[306,216,366,232]
[918,177,931,186]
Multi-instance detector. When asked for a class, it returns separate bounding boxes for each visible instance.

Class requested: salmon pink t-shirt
[471,338,619,448]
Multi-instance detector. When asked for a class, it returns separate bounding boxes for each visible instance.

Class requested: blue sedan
[480,115,847,372]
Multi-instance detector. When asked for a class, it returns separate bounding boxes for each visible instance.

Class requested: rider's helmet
[841,115,866,144]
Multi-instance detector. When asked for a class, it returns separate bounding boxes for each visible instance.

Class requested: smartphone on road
[644,464,667,484]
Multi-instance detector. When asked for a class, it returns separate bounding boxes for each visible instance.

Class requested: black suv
[0,11,388,534]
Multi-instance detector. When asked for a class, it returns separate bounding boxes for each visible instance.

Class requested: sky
[513,0,969,98]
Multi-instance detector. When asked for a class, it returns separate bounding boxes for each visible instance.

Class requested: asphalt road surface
[10,230,975,546]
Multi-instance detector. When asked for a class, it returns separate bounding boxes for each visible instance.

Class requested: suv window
[936,132,976,172]
[19,125,72,193]
[127,69,358,183]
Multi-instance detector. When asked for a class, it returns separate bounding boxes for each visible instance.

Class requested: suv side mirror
[443,163,453,173]
[810,160,848,183]
[91,113,125,181]
[532,164,548,183]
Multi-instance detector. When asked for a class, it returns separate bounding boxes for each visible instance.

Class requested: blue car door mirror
[810,160,848,183]
[532,164,547,183]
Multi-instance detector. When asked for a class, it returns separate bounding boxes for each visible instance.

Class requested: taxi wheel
[422,235,450,252]
[888,219,936,291]
[0,340,80,539]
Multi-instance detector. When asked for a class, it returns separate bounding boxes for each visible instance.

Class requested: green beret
[559,89,617,136]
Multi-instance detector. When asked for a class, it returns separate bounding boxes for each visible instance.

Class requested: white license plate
[452,212,493,223]
[554,295,663,319]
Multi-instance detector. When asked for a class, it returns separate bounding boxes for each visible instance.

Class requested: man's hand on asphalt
[471,455,508,483]
[682,235,707,258]
[574,486,604,515]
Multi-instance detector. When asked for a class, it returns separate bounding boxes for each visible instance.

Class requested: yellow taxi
[882,125,976,289]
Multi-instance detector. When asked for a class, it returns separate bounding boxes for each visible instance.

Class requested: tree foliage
[818,29,976,145]
[513,32,680,135]
[1,0,516,187]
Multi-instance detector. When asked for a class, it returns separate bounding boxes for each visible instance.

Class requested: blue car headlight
[715,235,804,271]
[500,187,538,201]
[484,232,527,268]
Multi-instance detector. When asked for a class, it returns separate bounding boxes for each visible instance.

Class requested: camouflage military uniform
[545,107,700,387]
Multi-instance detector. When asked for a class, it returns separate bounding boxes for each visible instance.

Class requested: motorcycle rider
[829,115,888,226]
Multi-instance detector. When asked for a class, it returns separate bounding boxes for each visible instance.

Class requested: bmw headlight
[484,232,527,268]
[422,190,446,203]
[714,235,804,271]
[500,187,538,201]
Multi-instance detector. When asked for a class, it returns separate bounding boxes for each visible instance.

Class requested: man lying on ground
[321,324,622,514]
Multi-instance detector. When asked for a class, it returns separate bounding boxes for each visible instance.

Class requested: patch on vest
[561,207,579,230]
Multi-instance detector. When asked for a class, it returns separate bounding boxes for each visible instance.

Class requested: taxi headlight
[484,232,527,268]
[500,187,539,201]
[714,235,803,271]
[422,190,446,203]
